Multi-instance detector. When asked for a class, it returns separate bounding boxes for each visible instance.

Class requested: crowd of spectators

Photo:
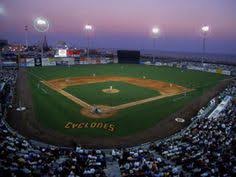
[0,68,17,121]
[0,69,107,177]
[0,69,17,115]
[154,107,235,176]
[113,148,184,176]
[0,121,107,177]
[113,83,236,177]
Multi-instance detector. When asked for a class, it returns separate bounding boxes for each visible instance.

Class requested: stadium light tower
[24,25,29,50]
[151,27,160,62]
[201,25,209,63]
[84,24,93,58]
[0,4,5,16]
[33,17,50,59]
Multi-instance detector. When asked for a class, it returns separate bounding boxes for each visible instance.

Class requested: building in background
[0,39,8,51]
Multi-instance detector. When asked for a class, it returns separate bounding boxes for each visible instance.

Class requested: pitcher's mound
[81,105,117,119]
[102,88,120,94]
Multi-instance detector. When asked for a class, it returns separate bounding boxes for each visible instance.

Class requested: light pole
[33,17,50,59]
[24,25,29,50]
[201,25,209,64]
[84,24,93,58]
[16,24,30,112]
[151,27,160,63]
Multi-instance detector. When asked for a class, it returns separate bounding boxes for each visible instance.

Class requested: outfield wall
[18,57,115,67]
[18,57,232,76]
[141,61,232,76]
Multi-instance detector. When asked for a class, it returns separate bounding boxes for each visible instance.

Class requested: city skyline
[0,0,236,54]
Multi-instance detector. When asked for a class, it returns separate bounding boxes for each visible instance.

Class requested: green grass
[64,81,160,106]
[27,64,228,137]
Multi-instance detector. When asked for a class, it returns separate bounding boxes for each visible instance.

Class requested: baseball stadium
[2,58,235,176]
[1,0,236,176]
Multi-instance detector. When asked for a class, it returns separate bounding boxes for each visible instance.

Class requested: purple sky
[0,0,236,54]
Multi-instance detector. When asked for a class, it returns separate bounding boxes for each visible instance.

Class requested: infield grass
[64,81,160,106]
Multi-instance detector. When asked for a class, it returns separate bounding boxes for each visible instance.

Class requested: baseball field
[13,64,228,147]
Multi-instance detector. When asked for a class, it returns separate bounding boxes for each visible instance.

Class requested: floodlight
[33,17,50,32]
[152,27,160,34]
[85,24,93,31]
[84,24,94,58]
[201,25,210,62]
[37,19,47,25]
[33,17,50,60]
[0,4,5,16]
[201,25,209,32]
[151,26,160,62]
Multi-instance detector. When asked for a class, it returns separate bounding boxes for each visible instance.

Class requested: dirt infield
[7,69,232,149]
[44,76,188,95]
[42,76,191,118]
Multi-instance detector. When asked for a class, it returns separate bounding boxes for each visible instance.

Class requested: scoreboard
[117,50,140,64]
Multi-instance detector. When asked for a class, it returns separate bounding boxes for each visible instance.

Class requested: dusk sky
[0,0,236,54]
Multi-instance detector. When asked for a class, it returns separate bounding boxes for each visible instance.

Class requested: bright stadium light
[84,24,93,31]
[152,27,160,35]
[201,25,210,64]
[33,17,50,32]
[0,4,5,16]
[33,17,50,59]
[84,24,94,58]
[201,25,209,33]
[37,19,47,25]
[151,26,160,63]
[0,2,7,17]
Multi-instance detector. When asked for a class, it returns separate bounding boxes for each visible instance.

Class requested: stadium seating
[113,84,236,176]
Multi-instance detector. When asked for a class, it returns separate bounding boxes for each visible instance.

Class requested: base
[16,107,26,112]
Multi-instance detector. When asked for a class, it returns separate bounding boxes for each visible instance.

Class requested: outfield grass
[27,64,228,137]
[64,81,160,106]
